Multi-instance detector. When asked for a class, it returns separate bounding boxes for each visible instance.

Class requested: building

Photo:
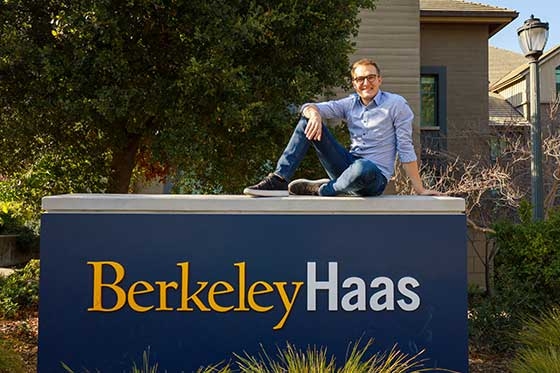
[347,0,518,287]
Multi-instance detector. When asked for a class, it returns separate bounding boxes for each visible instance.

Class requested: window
[420,67,447,151]
[421,76,438,127]
[420,67,446,131]
[556,65,560,97]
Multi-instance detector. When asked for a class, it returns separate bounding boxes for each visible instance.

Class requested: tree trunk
[107,133,142,193]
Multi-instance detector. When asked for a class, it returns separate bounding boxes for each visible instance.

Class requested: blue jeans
[274,117,387,196]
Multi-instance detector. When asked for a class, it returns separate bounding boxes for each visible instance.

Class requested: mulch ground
[0,314,512,373]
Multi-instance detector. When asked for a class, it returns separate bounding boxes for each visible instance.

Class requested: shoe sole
[243,188,289,197]
[288,178,330,195]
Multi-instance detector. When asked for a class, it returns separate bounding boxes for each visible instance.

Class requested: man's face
[352,64,382,105]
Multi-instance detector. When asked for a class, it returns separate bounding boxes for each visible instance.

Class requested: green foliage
[510,307,560,373]
[0,260,40,319]
[0,0,378,196]
[469,208,560,352]
[0,339,26,373]
[493,207,560,313]
[0,202,39,252]
[468,291,521,352]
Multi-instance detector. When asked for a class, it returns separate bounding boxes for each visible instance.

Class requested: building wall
[498,79,527,114]
[350,0,421,150]
[421,23,490,159]
[540,53,560,103]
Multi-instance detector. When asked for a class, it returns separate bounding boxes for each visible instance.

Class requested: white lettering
[341,277,366,311]
[370,276,394,311]
[397,276,421,311]
[307,262,338,311]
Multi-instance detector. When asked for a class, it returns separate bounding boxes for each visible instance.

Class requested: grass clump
[235,339,434,373]
[61,339,456,372]
[510,307,560,373]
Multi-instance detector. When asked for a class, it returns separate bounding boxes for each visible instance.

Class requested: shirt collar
[353,90,384,108]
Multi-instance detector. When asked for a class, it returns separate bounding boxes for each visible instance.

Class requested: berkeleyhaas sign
[88,261,421,330]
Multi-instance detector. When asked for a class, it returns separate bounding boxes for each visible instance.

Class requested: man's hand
[303,105,322,141]
[401,161,443,196]
[416,188,444,196]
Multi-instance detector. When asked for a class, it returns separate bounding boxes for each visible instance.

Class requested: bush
[468,291,521,352]
[0,260,40,319]
[468,205,560,353]
[0,339,26,373]
[493,203,560,313]
[0,202,39,254]
[510,307,560,373]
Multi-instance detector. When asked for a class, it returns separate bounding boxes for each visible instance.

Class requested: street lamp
[517,15,549,221]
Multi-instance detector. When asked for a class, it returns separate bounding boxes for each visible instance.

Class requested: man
[243,58,440,197]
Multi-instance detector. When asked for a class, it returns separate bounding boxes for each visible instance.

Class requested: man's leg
[285,123,387,196]
[245,117,385,197]
[274,118,352,180]
[244,117,343,196]
[318,158,387,196]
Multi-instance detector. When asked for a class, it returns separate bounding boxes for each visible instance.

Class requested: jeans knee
[353,159,378,183]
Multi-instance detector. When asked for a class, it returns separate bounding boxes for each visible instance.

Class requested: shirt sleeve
[300,96,353,120]
[393,97,417,163]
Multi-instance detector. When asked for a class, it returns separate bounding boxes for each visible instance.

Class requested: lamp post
[517,15,549,221]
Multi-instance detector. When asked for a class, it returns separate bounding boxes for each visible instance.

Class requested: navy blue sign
[39,214,467,372]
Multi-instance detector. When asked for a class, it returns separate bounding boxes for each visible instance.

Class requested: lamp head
[517,15,549,60]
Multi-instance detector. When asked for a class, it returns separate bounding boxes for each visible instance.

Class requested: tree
[0,0,377,193]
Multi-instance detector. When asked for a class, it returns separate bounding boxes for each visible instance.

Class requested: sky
[475,0,559,53]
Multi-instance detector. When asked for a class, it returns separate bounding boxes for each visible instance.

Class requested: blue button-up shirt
[303,90,417,180]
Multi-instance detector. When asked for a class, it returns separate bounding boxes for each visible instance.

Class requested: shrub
[468,205,560,353]
[0,259,40,319]
[510,307,560,373]
[468,292,521,352]
[0,202,39,254]
[0,339,26,373]
[493,204,560,313]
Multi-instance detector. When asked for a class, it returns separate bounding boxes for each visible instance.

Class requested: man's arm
[301,104,323,141]
[402,161,442,195]
[300,96,351,141]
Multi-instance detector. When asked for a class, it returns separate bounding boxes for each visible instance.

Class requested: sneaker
[288,178,330,196]
[243,173,289,197]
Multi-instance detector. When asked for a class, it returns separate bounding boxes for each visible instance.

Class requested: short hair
[351,59,381,78]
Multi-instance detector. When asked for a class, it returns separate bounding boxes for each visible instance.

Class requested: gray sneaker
[243,173,289,197]
[288,178,330,196]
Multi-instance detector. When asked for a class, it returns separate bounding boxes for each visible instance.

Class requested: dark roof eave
[421,10,518,37]
[421,10,518,18]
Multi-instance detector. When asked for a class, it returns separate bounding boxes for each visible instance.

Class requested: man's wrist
[303,105,319,119]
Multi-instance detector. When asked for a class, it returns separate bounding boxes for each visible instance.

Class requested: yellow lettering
[272,281,304,330]
[155,281,179,311]
[177,262,210,311]
[87,261,126,312]
[208,281,234,312]
[128,281,155,312]
[247,281,274,312]
[233,262,249,311]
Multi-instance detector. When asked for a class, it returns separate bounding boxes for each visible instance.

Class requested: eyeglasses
[353,74,378,84]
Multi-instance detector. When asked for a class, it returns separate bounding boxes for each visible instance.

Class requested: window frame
[555,64,560,98]
[420,66,447,135]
